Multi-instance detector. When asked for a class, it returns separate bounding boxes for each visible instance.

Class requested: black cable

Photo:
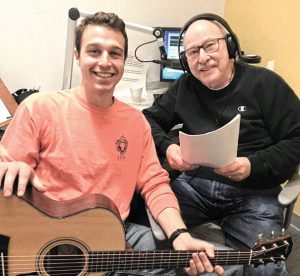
[134,39,157,63]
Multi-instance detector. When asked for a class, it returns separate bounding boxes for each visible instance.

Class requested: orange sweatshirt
[1,88,179,220]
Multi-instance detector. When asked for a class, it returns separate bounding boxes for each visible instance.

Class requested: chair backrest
[279,165,300,229]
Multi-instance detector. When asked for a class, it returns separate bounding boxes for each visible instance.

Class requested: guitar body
[0,188,126,276]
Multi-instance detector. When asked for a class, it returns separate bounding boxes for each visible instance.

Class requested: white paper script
[179,114,240,168]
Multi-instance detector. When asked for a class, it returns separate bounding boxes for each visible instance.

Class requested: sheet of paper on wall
[179,114,241,168]
[115,52,147,97]
[0,98,12,124]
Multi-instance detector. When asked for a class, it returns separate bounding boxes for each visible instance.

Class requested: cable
[134,39,158,63]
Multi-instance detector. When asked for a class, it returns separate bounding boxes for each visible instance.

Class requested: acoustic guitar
[0,186,293,275]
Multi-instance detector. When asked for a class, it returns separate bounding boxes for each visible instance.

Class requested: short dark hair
[75,11,128,59]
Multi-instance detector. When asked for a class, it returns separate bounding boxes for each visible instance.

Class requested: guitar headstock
[251,233,293,267]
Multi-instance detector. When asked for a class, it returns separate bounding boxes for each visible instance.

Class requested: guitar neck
[88,249,252,272]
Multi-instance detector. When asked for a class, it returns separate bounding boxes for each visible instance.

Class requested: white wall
[0,0,224,93]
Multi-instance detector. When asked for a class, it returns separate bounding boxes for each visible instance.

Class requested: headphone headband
[178,13,242,73]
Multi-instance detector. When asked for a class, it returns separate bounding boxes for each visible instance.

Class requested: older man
[143,13,300,276]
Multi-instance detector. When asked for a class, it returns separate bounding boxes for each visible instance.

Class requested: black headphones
[178,13,242,73]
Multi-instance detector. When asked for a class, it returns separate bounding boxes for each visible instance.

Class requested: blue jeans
[172,173,286,276]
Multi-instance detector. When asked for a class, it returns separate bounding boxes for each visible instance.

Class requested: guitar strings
[1,247,286,260]
[1,258,287,272]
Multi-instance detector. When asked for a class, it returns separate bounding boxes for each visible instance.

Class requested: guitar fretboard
[87,250,252,271]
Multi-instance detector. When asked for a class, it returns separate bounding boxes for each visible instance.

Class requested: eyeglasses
[183,37,225,60]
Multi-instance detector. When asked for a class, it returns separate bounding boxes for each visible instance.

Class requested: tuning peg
[270,257,275,262]
[281,228,285,236]
[284,240,289,245]
[261,246,266,251]
[272,243,278,248]
[280,255,286,261]
[270,230,275,239]
[258,233,264,241]
[259,259,264,264]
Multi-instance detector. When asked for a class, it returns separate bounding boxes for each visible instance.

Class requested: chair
[147,166,300,245]
[278,165,300,230]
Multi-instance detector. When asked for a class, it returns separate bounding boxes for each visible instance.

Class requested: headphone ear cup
[179,52,191,74]
[225,34,237,59]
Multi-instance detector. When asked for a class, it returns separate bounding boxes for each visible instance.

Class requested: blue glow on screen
[161,28,184,82]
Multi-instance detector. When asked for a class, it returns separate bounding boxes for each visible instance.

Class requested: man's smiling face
[75,24,125,94]
[184,20,233,89]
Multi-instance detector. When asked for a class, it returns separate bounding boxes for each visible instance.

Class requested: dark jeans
[172,173,286,276]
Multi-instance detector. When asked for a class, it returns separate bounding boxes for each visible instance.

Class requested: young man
[0,12,225,276]
[143,14,300,276]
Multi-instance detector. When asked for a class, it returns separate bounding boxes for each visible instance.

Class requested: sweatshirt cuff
[160,139,173,156]
[148,190,180,220]
[248,154,266,179]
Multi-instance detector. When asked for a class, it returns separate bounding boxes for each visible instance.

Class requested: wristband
[168,228,189,246]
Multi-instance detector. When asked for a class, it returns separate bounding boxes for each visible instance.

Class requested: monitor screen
[160,27,184,82]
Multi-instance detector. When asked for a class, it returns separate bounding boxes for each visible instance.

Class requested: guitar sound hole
[42,244,86,276]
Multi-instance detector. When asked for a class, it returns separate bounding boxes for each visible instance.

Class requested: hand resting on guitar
[0,161,46,197]
[0,143,45,197]
[0,144,46,196]
[0,144,46,197]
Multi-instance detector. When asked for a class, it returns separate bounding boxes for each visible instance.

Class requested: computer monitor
[160,27,184,82]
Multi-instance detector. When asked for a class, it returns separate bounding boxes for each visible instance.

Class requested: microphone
[68,7,80,20]
[152,59,183,70]
[155,37,167,60]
